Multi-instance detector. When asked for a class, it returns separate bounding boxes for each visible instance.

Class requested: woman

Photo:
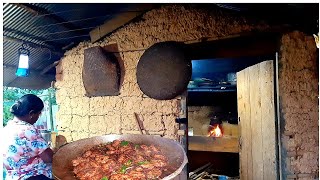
[2,94,53,180]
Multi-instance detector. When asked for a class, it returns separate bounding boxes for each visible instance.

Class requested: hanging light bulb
[16,44,30,77]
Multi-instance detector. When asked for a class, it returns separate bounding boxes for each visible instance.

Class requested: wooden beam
[188,136,239,153]
[89,4,155,43]
[186,32,281,60]
[40,61,60,75]
[13,3,40,15]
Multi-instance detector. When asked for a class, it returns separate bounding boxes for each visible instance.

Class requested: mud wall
[279,31,319,179]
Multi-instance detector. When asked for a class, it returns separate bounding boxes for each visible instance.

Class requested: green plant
[3,87,57,127]
[3,105,13,126]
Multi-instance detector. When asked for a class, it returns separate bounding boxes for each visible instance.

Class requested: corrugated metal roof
[3,3,149,89]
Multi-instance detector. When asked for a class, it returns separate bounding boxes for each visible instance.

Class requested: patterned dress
[2,118,52,180]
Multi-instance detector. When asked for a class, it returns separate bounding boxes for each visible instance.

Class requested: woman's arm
[39,148,54,163]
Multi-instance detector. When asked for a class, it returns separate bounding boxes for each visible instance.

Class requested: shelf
[188,84,236,93]
[188,88,236,92]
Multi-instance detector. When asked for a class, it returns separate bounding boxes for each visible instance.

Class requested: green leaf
[101,177,108,180]
[119,165,128,174]
[137,160,149,165]
[126,160,132,166]
[120,141,129,146]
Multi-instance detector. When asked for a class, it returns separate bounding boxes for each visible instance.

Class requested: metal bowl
[39,130,51,143]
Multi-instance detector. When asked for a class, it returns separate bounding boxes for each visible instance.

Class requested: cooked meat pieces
[72,140,169,180]
[146,168,162,179]
[151,159,167,168]
[153,154,166,161]
[110,174,131,180]
[149,145,160,152]
[128,170,146,179]
[94,154,110,164]
[140,163,155,169]
[112,140,121,147]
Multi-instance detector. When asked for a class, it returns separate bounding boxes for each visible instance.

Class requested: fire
[207,124,223,137]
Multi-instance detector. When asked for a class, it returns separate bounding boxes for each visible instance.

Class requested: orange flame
[207,124,223,137]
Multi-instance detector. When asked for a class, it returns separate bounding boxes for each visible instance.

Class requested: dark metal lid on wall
[137,42,192,100]
[83,46,121,97]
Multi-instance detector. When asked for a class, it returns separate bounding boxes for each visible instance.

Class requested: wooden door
[237,60,278,180]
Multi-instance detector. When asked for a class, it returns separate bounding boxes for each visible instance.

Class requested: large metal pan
[53,134,188,180]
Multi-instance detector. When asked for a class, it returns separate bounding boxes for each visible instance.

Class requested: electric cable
[6,10,147,31]
[42,34,90,42]
[27,14,113,30]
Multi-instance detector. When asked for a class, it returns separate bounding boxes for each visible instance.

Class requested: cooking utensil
[53,134,188,180]
[134,112,149,135]
[83,46,121,97]
[39,130,51,145]
[136,41,192,100]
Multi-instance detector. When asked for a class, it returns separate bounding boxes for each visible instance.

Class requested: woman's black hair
[10,94,44,117]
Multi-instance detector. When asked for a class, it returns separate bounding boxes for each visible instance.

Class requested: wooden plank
[236,69,244,179]
[188,136,239,153]
[238,60,278,180]
[260,60,277,180]
[40,61,60,75]
[90,12,143,42]
[249,63,264,179]
[237,68,252,180]
[90,5,155,43]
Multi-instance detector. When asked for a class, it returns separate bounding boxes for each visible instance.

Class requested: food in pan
[72,140,169,180]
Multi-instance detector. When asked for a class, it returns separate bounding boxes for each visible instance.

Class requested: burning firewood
[207,124,223,137]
